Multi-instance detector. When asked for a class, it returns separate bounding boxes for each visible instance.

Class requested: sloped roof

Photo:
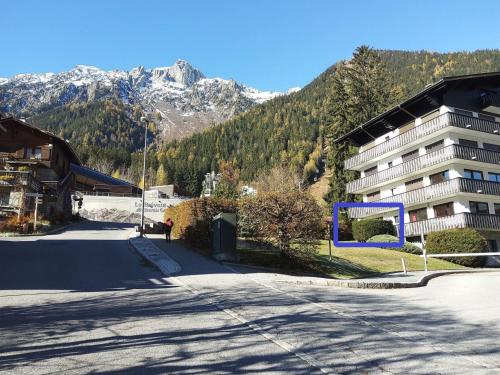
[70,163,134,187]
[0,116,81,164]
[334,71,500,146]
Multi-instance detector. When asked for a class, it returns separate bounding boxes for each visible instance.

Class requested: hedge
[425,228,487,267]
[367,234,421,254]
[352,219,396,242]
[164,197,237,249]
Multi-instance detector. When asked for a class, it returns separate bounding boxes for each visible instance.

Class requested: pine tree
[326,46,403,203]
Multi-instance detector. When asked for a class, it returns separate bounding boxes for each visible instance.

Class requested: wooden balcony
[345,112,500,170]
[405,213,500,237]
[349,178,500,218]
[346,144,500,193]
[0,170,42,192]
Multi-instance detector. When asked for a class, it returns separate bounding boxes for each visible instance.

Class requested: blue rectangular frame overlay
[332,202,405,248]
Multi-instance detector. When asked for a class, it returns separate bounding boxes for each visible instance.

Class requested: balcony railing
[345,112,500,170]
[405,213,500,237]
[346,144,500,193]
[0,170,42,192]
[349,178,500,218]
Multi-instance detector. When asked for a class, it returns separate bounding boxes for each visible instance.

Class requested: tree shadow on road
[1,222,499,373]
[1,278,499,374]
[0,289,314,374]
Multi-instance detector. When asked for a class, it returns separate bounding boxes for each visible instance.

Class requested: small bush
[367,234,421,254]
[0,216,20,233]
[352,219,396,242]
[425,228,487,267]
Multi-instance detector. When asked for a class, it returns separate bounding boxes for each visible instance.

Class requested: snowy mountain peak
[151,59,205,87]
[0,60,284,140]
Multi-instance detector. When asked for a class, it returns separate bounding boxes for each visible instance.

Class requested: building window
[387,161,393,168]
[409,208,427,222]
[401,149,419,163]
[464,169,483,180]
[425,140,444,153]
[405,177,423,192]
[494,203,500,215]
[478,113,496,122]
[430,170,450,184]
[459,139,479,148]
[470,201,489,214]
[394,215,399,224]
[391,188,397,196]
[385,136,390,142]
[455,109,473,117]
[434,202,454,218]
[24,147,42,159]
[366,191,380,202]
[489,172,500,182]
[364,166,377,177]
[484,143,500,152]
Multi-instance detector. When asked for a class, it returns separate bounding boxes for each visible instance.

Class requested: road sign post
[34,197,39,232]
[26,193,43,232]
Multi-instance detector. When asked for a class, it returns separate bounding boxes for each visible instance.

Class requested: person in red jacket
[164,217,174,242]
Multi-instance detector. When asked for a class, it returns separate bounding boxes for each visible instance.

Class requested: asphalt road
[151,235,500,375]
[1,222,499,374]
[0,221,309,374]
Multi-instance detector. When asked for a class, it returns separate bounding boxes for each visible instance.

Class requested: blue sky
[2,0,500,91]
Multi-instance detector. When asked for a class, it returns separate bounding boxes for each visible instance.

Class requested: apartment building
[337,72,500,260]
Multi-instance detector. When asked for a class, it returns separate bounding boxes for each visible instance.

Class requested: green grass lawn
[237,239,465,279]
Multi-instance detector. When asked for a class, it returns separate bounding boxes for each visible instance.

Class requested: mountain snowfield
[0,60,289,139]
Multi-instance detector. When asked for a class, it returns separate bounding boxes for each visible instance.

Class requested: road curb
[222,261,499,289]
[275,269,500,289]
[128,233,181,276]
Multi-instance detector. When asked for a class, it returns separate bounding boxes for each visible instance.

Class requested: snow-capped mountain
[0,60,284,139]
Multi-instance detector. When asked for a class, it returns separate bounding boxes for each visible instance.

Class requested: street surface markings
[221,264,496,372]
[159,276,334,374]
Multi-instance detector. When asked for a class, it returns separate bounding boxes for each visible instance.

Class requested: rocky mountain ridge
[0,60,284,139]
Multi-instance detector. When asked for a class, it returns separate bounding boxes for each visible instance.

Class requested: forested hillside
[23,48,500,194]
[29,99,155,175]
[381,49,500,96]
[157,49,500,195]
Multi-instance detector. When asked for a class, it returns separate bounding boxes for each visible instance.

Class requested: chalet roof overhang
[0,117,81,165]
[334,71,500,146]
[71,163,136,188]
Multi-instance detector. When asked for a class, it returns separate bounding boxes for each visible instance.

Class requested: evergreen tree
[326,46,403,203]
